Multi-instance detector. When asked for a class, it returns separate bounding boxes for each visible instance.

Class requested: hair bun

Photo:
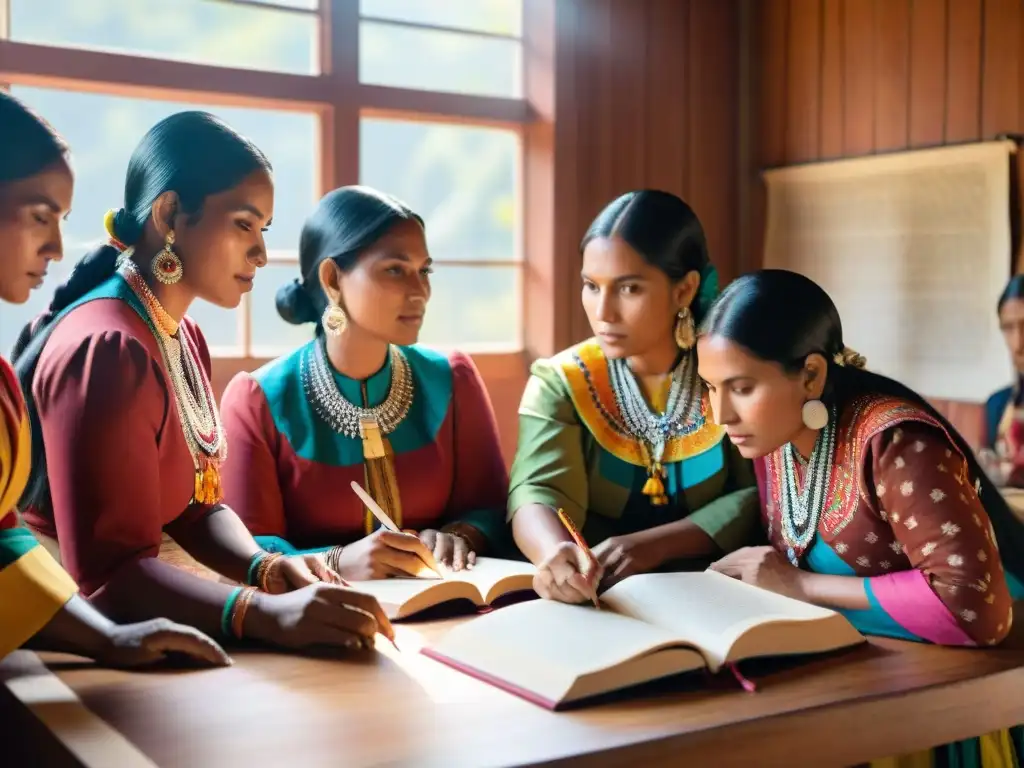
[275,279,319,326]
[834,346,867,369]
[107,208,142,248]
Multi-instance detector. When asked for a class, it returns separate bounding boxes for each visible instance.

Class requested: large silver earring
[152,231,183,285]
[674,307,695,350]
[322,303,347,337]
[801,399,829,430]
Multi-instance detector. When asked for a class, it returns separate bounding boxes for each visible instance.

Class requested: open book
[348,557,537,620]
[421,571,864,709]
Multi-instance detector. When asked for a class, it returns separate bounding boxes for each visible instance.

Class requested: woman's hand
[333,529,441,581]
[262,554,347,594]
[708,546,806,600]
[533,541,603,605]
[419,529,476,572]
[96,619,232,668]
[245,584,395,651]
[591,533,666,588]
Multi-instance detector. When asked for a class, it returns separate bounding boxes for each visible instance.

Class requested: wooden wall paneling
[819,0,845,159]
[908,0,947,147]
[981,0,1021,138]
[785,0,823,164]
[609,0,648,194]
[946,0,984,142]
[842,0,876,156]
[873,0,910,151]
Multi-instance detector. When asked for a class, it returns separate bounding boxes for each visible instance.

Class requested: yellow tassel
[642,476,663,496]
[360,418,403,533]
[193,461,223,505]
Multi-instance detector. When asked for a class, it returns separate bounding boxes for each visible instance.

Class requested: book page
[439,557,536,601]
[425,598,703,704]
[762,140,1015,401]
[602,572,846,670]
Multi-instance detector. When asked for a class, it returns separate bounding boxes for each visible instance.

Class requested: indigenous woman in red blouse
[0,91,229,666]
[13,113,392,652]
[698,269,1023,766]
[219,186,508,579]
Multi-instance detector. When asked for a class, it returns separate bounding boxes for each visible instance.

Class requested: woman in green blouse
[508,190,758,604]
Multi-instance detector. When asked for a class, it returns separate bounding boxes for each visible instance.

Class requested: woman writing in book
[0,91,229,667]
[13,112,393,652]
[698,269,1023,765]
[509,190,758,604]
[218,185,508,580]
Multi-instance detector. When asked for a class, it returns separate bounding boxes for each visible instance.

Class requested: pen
[555,508,601,609]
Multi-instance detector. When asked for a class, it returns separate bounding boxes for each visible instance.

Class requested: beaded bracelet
[220,587,244,639]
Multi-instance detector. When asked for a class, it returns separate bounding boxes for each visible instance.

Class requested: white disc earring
[801,399,829,431]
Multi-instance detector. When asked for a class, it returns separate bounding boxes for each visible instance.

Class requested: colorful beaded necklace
[118,257,227,505]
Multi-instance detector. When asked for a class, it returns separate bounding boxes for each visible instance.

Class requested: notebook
[347,557,537,619]
[421,570,865,709]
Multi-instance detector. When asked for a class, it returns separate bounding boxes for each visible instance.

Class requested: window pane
[360,0,522,36]
[249,263,317,357]
[420,266,519,347]
[360,21,521,98]
[10,0,318,75]
[360,119,519,262]
[0,86,318,355]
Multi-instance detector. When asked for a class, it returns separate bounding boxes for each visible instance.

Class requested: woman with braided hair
[509,190,759,604]
[699,269,1022,768]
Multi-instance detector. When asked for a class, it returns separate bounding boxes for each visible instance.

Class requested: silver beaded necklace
[779,404,837,565]
[606,353,703,466]
[300,341,414,439]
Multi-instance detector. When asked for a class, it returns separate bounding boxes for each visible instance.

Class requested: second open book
[420,570,865,709]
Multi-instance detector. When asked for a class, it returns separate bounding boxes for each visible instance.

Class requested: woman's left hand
[591,534,665,588]
[418,529,477,572]
[264,554,347,593]
[708,546,806,599]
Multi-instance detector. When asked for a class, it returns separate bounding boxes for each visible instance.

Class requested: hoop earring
[801,399,829,431]
[322,303,347,337]
[152,231,183,285]
[674,307,695,350]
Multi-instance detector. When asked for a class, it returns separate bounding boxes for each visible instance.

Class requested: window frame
[0,0,556,366]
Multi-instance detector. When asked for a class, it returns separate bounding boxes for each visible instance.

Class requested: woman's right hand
[245,584,395,651]
[333,529,441,581]
[533,541,603,605]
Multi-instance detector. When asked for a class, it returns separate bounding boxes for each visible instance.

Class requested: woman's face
[697,334,823,459]
[0,159,73,304]
[330,218,432,347]
[171,168,274,309]
[580,236,695,359]
[998,297,1024,374]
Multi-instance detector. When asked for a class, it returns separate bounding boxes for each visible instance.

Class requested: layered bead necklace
[778,405,837,565]
[300,340,414,439]
[607,353,702,505]
[118,258,227,505]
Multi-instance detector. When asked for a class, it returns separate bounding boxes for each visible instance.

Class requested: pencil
[555,508,601,609]
[349,481,441,576]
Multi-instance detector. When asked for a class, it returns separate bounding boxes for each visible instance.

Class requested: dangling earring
[801,399,829,430]
[322,303,347,337]
[152,231,183,285]
[674,307,695,350]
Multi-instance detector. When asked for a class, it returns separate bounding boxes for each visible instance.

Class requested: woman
[218,186,508,579]
[699,269,1022,766]
[0,91,228,667]
[509,190,758,604]
[13,111,393,652]
[982,275,1024,486]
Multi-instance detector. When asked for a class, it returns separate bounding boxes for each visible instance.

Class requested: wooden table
[3,610,1023,768]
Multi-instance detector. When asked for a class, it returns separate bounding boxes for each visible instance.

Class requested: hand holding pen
[532,508,604,608]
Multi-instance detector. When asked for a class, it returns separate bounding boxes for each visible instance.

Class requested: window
[359,118,520,347]
[359,0,522,98]
[9,0,319,74]
[0,0,529,360]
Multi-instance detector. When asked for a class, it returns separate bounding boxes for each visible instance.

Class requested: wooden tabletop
[3,607,1024,768]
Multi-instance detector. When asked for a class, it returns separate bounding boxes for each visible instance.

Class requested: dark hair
[702,268,1024,583]
[275,185,424,333]
[997,274,1024,313]
[0,92,69,184]
[580,190,719,323]
[12,110,271,512]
